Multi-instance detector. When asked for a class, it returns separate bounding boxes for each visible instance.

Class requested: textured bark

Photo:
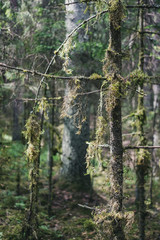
[61,0,91,187]
[136,1,147,239]
[12,100,21,141]
[152,85,160,154]
[150,84,160,206]
[48,82,55,215]
[106,1,125,239]
[142,0,160,206]
[22,114,43,240]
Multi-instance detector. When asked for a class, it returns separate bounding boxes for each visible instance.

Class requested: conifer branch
[0,63,106,81]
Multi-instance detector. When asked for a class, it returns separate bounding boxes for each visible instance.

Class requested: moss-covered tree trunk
[104,1,125,239]
[22,115,41,240]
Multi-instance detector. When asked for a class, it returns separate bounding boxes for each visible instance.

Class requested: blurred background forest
[0,0,160,239]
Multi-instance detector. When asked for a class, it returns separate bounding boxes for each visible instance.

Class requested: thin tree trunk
[136,1,149,239]
[150,84,159,206]
[48,81,55,216]
[12,100,21,141]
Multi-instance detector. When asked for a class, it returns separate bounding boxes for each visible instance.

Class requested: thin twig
[14,89,103,102]
[124,146,160,149]
[126,5,160,9]
[90,143,160,150]
[78,204,96,210]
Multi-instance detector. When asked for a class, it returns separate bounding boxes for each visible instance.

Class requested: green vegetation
[0,0,160,239]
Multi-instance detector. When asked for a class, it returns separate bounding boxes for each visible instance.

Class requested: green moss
[23,114,41,163]
[129,69,148,88]
[137,149,150,174]
[83,219,95,231]
[89,73,102,80]
[109,0,124,29]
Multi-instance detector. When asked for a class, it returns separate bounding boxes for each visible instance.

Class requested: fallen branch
[78,204,96,210]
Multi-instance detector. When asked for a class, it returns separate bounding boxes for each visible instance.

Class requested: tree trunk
[150,84,160,206]
[48,81,55,215]
[60,0,91,188]
[104,1,125,239]
[136,1,149,239]
[12,100,21,141]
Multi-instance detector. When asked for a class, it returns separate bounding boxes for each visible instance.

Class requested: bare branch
[78,204,96,210]
[124,146,160,149]
[126,5,160,9]
[0,63,106,80]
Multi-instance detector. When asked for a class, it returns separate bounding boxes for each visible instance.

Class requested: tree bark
[136,1,148,239]
[104,1,125,239]
[48,81,55,215]
[60,0,91,188]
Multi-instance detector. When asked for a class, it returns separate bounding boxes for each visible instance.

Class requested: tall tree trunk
[103,1,125,239]
[12,100,22,196]
[150,84,160,206]
[136,1,149,239]
[145,0,160,205]
[60,0,91,188]
[48,81,55,215]
[12,100,21,141]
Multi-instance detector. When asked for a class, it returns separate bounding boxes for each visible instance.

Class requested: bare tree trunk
[12,100,21,141]
[60,0,91,188]
[48,82,55,215]
[144,0,160,206]
[150,84,160,206]
[136,1,149,239]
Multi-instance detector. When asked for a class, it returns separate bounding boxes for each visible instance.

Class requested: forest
[0,0,160,239]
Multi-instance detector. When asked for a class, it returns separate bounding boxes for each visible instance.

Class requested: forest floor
[0,170,160,240]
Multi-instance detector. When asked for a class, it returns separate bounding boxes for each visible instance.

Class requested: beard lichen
[22,114,41,240]
[61,78,87,134]
[129,69,148,89]
[86,80,108,175]
[93,206,129,240]
[23,114,41,163]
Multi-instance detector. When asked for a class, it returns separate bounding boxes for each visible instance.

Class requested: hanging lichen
[129,69,148,89]
[37,97,50,121]
[59,37,75,74]
[61,78,87,134]
[93,207,135,240]
[22,114,41,240]
[86,83,108,177]
[23,114,41,163]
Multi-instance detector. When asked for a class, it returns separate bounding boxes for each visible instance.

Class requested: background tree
[60,0,91,188]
